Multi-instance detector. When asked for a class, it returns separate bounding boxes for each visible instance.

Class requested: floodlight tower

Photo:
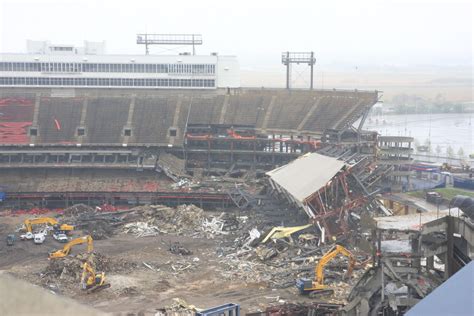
[136,34,203,55]
[281,52,316,90]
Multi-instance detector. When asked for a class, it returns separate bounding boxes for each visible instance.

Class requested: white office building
[0,40,240,89]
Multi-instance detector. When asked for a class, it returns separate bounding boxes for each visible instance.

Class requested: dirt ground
[0,211,319,315]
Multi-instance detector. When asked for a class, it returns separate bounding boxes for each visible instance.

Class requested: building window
[29,127,38,136]
[0,76,216,88]
[169,129,177,137]
[0,61,217,74]
[77,127,85,136]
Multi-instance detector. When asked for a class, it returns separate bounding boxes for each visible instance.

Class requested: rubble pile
[214,224,369,303]
[59,203,243,239]
[61,206,133,239]
[123,221,160,237]
[123,204,238,238]
[63,204,95,217]
[125,204,204,234]
[82,220,116,240]
[40,252,138,287]
[155,298,197,316]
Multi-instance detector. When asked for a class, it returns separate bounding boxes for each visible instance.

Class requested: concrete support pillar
[412,234,421,269]
[445,216,454,279]
[427,256,434,270]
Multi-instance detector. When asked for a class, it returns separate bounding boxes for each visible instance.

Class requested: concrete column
[427,256,434,270]
[445,216,454,279]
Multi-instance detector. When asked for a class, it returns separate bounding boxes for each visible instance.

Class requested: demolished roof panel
[266,153,345,203]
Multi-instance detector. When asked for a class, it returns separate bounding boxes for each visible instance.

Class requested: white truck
[52,231,68,243]
[20,232,34,240]
[33,232,46,244]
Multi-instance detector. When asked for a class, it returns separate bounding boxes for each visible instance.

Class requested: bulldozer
[296,244,356,297]
[80,261,110,293]
[49,235,93,259]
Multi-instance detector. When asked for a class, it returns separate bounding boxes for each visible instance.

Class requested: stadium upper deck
[0,88,378,147]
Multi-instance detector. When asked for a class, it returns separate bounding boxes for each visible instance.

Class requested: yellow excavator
[296,244,356,297]
[23,217,74,234]
[49,235,93,259]
[80,261,110,292]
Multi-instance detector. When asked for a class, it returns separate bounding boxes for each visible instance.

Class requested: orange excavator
[296,245,356,297]
[49,235,93,259]
[23,217,74,234]
[80,260,110,292]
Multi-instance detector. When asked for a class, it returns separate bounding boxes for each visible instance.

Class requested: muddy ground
[0,211,324,315]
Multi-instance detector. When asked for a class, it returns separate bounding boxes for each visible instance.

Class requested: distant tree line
[386,93,473,114]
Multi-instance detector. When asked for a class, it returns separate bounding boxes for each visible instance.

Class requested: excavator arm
[297,244,356,296]
[49,235,93,259]
[315,245,356,286]
[23,217,74,233]
[24,217,59,233]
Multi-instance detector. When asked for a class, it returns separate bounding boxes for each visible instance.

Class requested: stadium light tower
[136,34,203,55]
[281,52,316,90]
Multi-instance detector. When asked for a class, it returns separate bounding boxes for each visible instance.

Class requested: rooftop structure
[26,40,106,55]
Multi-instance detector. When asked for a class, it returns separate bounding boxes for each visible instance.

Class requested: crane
[296,244,356,297]
[49,235,93,259]
[80,261,110,292]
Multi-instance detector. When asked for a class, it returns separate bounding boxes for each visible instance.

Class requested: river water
[364,113,473,158]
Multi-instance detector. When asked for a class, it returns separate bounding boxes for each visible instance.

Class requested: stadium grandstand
[0,40,380,205]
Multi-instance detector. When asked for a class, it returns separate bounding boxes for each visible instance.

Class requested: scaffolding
[136,34,203,55]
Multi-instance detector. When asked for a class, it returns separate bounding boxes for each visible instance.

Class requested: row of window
[0,62,216,74]
[29,126,177,137]
[0,77,216,88]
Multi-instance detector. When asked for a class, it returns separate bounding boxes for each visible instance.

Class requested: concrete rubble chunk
[123,221,160,237]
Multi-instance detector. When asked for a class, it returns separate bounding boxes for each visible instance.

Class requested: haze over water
[365,113,473,157]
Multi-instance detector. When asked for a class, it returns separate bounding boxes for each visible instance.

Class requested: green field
[408,187,474,200]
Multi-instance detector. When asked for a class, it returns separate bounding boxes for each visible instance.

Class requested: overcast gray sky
[0,0,472,70]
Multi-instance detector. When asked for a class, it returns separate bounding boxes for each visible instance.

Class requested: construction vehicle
[426,191,443,204]
[33,232,46,244]
[296,245,356,297]
[52,231,68,243]
[49,235,93,259]
[6,234,15,246]
[23,217,74,235]
[80,261,110,292]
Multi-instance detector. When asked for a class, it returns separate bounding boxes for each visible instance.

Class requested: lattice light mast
[281,52,316,90]
[136,34,203,55]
